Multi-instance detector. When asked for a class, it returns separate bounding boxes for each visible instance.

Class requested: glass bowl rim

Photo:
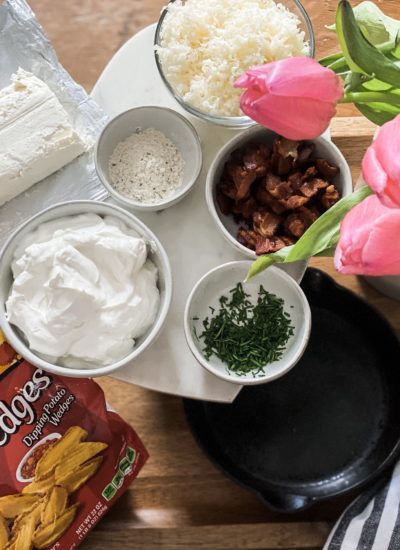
[153,0,316,125]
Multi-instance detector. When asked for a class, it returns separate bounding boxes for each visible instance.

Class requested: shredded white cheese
[156,0,308,117]
[109,128,185,203]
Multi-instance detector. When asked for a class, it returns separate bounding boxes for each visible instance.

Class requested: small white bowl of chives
[184,261,311,385]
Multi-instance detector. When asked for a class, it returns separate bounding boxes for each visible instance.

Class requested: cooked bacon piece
[264,173,281,194]
[253,210,282,238]
[219,181,237,200]
[216,191,234,216]
[320,184,341,209]
[271,137,300,176]
[271,154,292,176]
[274,137,300,159]
[237,228,259,250]
[300,177,329,198]
[255,235,295,255]
[284,216,306,238]
[294,143,315,168]
[265,174,293,200]
[301,166,318,182]
[255,187,287,215]
[226,163,258,200]
[233,197,258,220]
[278,195,310,210]
[243,143,270,175]
[288,172,303,191]
[315,158,340,179]
[284,207,319,238]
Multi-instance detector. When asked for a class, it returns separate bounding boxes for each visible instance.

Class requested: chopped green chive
[196,283,294,377]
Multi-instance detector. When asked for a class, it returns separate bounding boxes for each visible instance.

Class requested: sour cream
[6,213,160,368]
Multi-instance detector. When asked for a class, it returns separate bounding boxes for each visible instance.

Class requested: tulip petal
[362,115,400,208]
[362,146,388,196]
[240,93,337,140]
[267,58,343,101]
[334,197,373,274]
[233,73,252,88]
[335,195,400,275]
[362,212,400,275]
[385,177,400,209]
[235,58,343,102]
[235,57,343,140]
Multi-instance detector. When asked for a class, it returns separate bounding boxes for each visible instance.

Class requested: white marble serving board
[91,24,308,403]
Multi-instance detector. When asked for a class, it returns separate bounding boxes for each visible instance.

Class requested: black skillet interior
[183,268,400,512]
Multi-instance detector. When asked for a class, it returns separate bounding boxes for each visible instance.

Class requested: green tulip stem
[341,91,400,104]
[326,57,349,72]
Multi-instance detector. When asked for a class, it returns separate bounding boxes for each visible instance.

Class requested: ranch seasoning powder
[109,127,185,203]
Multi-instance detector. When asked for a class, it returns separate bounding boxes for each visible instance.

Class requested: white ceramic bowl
[0,200,173,378]
[205,126,353,259]
[95,106,202,212]
[184,261,311,385]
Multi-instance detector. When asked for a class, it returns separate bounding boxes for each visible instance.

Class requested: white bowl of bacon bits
[0,200,172,377]
[206,127,353,258]
[95,106,202,212]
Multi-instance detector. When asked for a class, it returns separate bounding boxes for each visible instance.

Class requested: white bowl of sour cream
[0,201,172,377]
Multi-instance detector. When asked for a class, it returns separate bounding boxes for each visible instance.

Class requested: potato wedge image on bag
[0,331,149,550]
[1,428,107,549]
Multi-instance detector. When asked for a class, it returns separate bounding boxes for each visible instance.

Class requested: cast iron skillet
[183,268,400,513]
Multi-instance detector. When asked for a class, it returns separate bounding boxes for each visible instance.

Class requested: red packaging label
[0,335,148,549]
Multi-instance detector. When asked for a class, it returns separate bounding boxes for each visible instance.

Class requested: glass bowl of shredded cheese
[154,0,315,129]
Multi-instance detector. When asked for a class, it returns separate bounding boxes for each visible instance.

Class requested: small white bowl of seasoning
[95,106,202,211]
[184,261,311,385]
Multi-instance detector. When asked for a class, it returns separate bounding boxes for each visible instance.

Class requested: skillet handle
[258,491,314,513]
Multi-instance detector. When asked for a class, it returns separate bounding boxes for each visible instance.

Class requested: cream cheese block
[0,68,87,206]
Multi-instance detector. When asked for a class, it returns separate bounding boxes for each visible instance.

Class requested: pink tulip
[362,116,400,208]
[334,194,400,276]
[234,57,344,140]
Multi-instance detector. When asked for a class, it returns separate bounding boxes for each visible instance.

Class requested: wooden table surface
[26,1,400,548]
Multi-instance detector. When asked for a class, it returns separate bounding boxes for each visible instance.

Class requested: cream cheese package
[0,0,108,247]
[0,69,87,206]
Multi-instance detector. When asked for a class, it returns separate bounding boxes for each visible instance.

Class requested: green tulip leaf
[361,78,393,92]
[355,101,400,125]
[314,247,337,258]
[336,1,400,87]
[320,41,397,77]
[329,1,400,47]
[336,2,365,74]
[246,187,374,281]
[393,32,400,59]
[286,185,373,262]
[245,247,293,281]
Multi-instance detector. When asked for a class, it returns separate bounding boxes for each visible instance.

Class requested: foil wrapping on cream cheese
[0,69,87,206]
[0,0,108,246]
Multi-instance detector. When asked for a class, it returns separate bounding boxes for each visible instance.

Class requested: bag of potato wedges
[0,332,149,549]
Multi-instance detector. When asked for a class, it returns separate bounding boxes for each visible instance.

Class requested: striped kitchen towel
[324,462,400,550]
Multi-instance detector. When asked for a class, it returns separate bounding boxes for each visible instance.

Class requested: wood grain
[22,1,400,549]
[85,523,331,550]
